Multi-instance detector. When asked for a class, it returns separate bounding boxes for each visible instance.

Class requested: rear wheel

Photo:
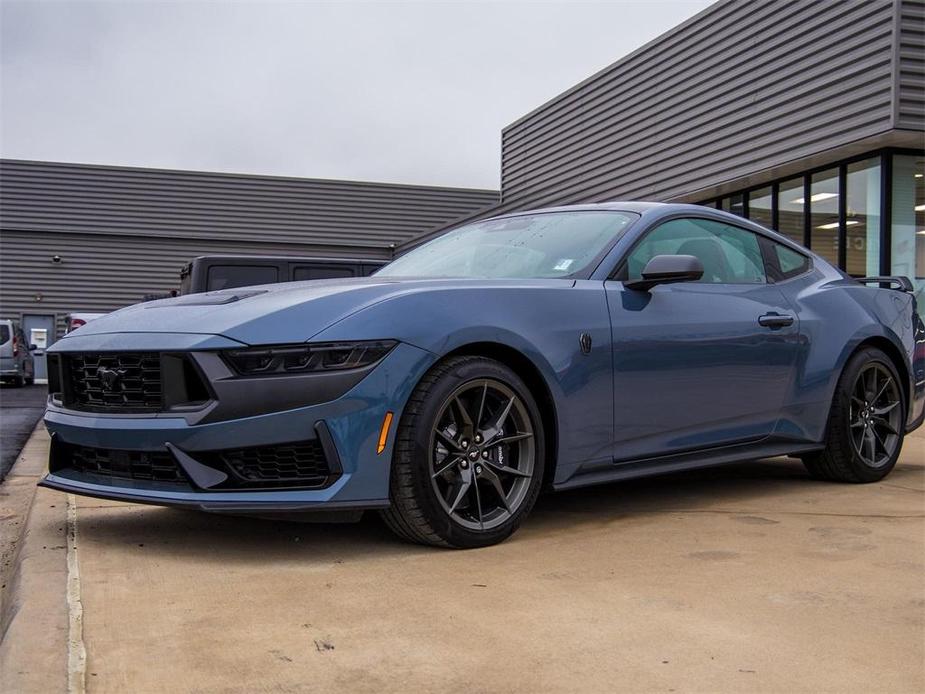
[803,347,905,483]
[381,356,545,548]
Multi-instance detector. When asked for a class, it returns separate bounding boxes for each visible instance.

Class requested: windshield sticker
[553,258,574,271]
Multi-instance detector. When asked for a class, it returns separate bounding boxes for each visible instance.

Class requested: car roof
[483,201,669,219]
[478,200,810,252]
[189,255,384,263]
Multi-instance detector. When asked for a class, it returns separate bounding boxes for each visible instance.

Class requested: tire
[24,374,34,386]
[802,346,906,483]
[380,356,546,548]
[10,375,24,388]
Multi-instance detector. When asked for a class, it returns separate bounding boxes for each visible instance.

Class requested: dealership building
[1,0,923,360]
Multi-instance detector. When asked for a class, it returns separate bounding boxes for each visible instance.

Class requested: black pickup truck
[179,255,386,294]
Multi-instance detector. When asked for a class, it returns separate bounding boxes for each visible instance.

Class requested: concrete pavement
[1,427,923,693]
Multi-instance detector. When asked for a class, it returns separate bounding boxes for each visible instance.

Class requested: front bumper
[40,341,436,512]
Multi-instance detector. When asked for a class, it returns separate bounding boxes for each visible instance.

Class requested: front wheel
[802,347,906,483]
[381,356,545,548]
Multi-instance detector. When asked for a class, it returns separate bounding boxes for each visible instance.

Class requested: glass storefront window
[809,168,839,265]
[777,177,804,245]
[720,194,745,217]
[845,158,881,277]
[697,152,925,307]
[727,193,744,218]
[891,154,925,318]
[749,186,772,228]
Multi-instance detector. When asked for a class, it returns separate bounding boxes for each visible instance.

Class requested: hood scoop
[146,289,268,308]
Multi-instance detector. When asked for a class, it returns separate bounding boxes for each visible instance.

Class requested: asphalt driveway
[0,384,45,482]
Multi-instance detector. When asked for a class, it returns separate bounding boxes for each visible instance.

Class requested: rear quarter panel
[776,269,923,440]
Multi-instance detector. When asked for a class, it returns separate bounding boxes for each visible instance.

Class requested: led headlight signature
[223,340,397,376]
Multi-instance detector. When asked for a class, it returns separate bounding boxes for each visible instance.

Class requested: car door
[604,216,801,461]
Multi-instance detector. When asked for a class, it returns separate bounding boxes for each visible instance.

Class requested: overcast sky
[1,0,712,189]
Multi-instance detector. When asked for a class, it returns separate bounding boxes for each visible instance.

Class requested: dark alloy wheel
[803,346,906,483]
[381,356,545,548]
[847,362,902,468]
[430,379,536,532]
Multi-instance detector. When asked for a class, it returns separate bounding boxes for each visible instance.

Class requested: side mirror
[624,254,704,291]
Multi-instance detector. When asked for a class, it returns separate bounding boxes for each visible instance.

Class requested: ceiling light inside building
[791,192,839,204]
[816,220,860,230]
[915,204,925,211]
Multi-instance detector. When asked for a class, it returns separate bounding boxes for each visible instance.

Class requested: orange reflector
[377,411,394,454]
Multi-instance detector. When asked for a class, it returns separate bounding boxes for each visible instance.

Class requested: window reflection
[726,193,744,218]
[845,158,881,277]
[777,178,804,245]
[749,186,772,228]
[891,155,925,318]
[809,168,839,264]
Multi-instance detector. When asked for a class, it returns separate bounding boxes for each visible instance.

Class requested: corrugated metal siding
[0,159,497,337]
[0,230,393,338]
[498,0,899,210]
[0,159,498,248]
[897,0,925,130]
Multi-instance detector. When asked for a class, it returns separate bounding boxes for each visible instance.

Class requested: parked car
[179,255,386,294]
[0,319,36,387]
[66,313,107,334]
[40,202,924,547]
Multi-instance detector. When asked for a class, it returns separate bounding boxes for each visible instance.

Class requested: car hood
[54,276,571,347]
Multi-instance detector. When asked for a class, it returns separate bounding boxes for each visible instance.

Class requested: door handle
[758,313,794,329]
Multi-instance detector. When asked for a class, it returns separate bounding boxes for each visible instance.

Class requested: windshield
[377,210,637,279]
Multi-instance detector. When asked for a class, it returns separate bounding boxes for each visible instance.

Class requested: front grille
[70,444,186,484]
[66,353,162,411]
[56,440,335,491]
[211,440,332,488]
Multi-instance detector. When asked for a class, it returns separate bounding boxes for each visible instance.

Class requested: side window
[770,242,811,280]
[625,218,767,284]
[292,265,356,281]
[207,265,279,291]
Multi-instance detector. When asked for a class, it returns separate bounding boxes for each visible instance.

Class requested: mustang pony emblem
[96,366,128,393]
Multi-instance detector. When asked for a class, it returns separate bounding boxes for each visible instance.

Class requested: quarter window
[769,242,811,280]
[626,218,767,284]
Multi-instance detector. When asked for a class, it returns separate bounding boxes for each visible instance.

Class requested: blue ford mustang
[41,202,924,547]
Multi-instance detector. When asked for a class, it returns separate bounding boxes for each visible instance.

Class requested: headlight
[223,340,397,376]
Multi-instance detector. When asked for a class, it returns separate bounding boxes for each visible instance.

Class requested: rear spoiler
[857,276,915,292]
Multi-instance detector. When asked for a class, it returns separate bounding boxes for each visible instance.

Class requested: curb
[0,425,69,693]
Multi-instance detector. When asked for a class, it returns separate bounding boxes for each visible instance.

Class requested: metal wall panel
[897,0,925,130]
[0,230,394,338]
[0,160,497,336]
[499,0,900,210]
[0,159,498,248]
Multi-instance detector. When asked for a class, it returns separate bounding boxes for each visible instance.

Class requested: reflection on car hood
[54,276,570,346]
